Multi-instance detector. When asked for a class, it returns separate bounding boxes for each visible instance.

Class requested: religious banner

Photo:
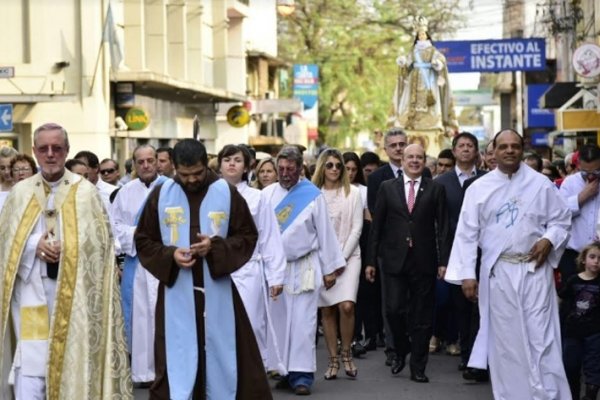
[293,64,319,141]
[436,38,546,73]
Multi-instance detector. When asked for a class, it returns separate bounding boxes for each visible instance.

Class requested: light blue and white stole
[414,46,435,91]
[121,175,167,350]
[274,179,321,232]
[158,178,237,400]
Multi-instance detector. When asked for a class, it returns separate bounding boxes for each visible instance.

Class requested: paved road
[135,341,493,399]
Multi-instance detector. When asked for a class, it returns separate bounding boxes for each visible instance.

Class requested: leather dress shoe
[275,378,292,390]
[385,350,397,366]
[410,372,429,383]
[391,355,406,375]
[363,337,377,351]
[462,368,489,382]
[457,361,468,371]
[294,385,311,395]
[351,341,367,357]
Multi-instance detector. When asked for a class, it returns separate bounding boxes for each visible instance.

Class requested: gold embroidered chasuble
[0,170,132,399]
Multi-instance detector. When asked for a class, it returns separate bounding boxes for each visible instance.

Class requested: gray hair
[132,144,156,162]
[0,146,18,159]
[384,128,407,146]
[277,145,303,169]
[33,123,70,148]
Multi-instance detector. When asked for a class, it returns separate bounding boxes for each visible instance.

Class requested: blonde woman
[312,148,363,380]
[253,157,278,189]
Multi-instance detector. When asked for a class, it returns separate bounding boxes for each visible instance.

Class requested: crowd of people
[0,122,599,400]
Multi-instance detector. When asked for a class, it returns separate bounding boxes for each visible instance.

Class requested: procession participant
[99,158,121,186]
[218,144,286,370]
[254,157,278,189]
[445,129,572,399]
[263,145,345,396]
[312,149,363,380]
[74,150,118,205]
[135,139,270,400]
[0,123,131,399]
[0,146,18,208]
[156,147,175,178]
[111,144,165,385]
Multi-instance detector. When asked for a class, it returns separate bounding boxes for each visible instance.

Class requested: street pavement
[134,340,493,399]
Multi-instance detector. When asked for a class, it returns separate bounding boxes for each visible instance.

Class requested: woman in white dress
[218,144,286,371]
[312,148,363,380]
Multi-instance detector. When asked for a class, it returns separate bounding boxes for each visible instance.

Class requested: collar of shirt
[455,165,476,179]
[390,163,401,178]
[403,174,421,186]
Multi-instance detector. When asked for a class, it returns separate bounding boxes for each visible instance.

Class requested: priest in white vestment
[112,144,164,384]
[445,129,572,400]
[262,146,345,396]
[0,123,131,399]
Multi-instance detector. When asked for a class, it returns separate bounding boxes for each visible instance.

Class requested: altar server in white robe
[262,146,345,396]
[112,144,165,384]
[445,129,572,400]
[218,144,286,370]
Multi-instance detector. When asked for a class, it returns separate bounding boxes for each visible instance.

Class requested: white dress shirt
[559,172,600,251]
[455,165,477,188]
[403,174,422,205]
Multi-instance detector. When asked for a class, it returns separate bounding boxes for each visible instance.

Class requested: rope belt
[498,253,530,264]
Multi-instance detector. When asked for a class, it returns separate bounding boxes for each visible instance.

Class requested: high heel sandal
[324,355,339,380]
[340,349,358,378]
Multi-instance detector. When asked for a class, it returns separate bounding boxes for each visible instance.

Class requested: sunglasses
[325,162,343,170]
[100,168,116,175]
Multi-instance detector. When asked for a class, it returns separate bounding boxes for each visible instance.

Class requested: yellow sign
[125,107,150,131]
[226,105,250,128]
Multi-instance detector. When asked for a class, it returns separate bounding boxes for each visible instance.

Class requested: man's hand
[578,178,599,206]
[323,273,336,290]
[529,238,553,268]
[437,266,447,280]
[365,266,376,283]
[190,233,212,257]
[174,248,195,269]
[37,231,61,264]
[270,285,283,300]
[462,279,478,302]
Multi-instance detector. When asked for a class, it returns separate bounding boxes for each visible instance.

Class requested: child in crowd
[560,242,600,400]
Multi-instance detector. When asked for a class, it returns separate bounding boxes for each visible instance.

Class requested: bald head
[402,144,426,179]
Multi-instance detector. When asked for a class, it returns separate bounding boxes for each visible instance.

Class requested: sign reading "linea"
[436,38,546,73]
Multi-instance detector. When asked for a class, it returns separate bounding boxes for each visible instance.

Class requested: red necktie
[408,180,415,213]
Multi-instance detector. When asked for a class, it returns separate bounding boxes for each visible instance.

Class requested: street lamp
[277,0,295,17]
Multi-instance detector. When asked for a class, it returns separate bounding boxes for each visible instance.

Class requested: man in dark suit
[366,128,431,362]
[435,132,487,375]
[366,144,450,383]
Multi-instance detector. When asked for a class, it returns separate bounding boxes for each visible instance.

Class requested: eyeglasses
[12,167,32,173]
[35,145,66,155]
[581,169,600,180]
[100,168,116,175]
[325,162,343,170]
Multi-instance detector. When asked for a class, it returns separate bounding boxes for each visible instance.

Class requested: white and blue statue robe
[445,163,572,400]
[262,179,345,373]
[134,174,272,400]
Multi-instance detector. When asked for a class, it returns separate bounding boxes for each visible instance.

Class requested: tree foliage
[278,0,469,147]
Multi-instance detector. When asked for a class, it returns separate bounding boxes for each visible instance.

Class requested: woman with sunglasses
[218,144,286,372]
[254,157,278,189]
[312,148,363,380]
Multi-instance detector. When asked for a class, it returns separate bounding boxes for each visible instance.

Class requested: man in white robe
[112,144,164,385]
[445,129,572,400]
[0,123,131,399]
[263,146,345,396]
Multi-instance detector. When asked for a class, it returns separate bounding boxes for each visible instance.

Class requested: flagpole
[89,5,108,96]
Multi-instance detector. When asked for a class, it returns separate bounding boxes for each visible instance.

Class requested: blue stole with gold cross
[274,179,321,232]
[158,178,237,400]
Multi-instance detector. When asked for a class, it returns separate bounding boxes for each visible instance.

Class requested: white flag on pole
[102,3,123,71]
